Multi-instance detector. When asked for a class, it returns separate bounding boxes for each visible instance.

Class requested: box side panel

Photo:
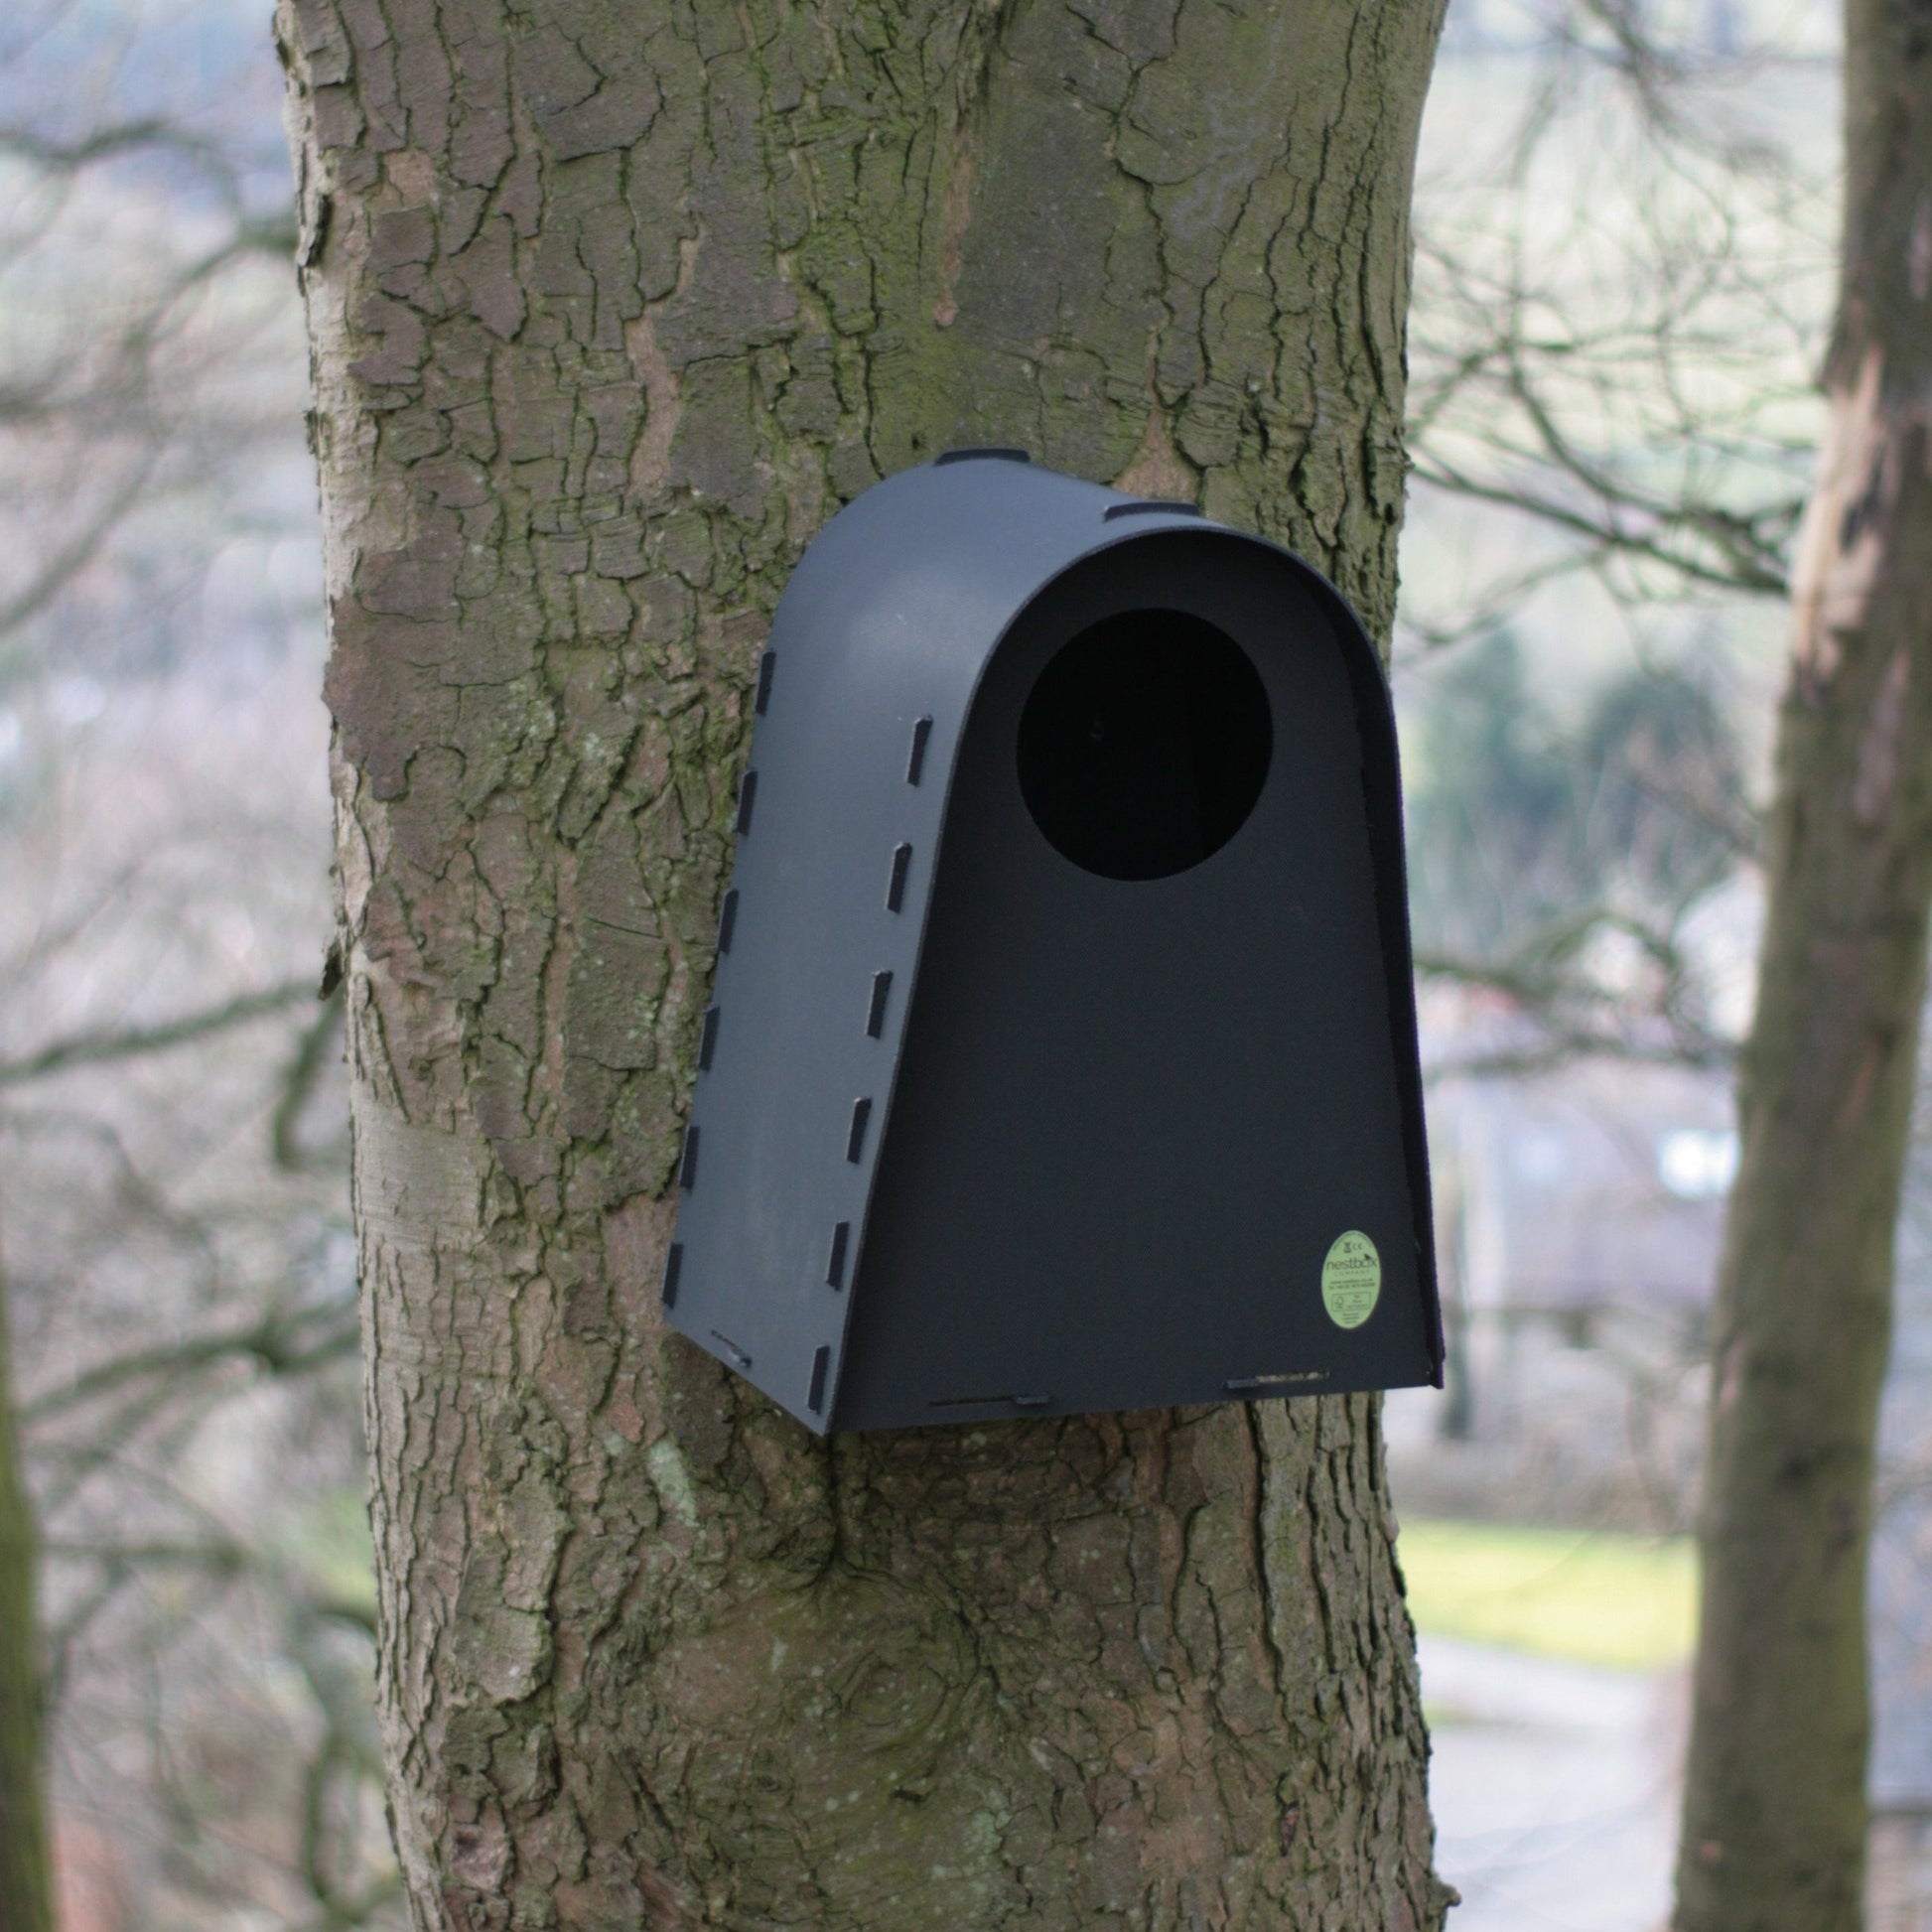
[662,460,1129,1426]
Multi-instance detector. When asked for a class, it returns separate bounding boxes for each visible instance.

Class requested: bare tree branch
[22,1295,358,1425]
[0,456,156,643]
[0,977,315,1090]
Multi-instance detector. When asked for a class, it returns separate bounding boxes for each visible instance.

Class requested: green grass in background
[1397,1519,1698,1672]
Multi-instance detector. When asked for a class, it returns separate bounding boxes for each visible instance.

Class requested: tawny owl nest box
[660,452,1444,1433]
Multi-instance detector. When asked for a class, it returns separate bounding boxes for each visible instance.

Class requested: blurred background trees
[1402,0,1831,1076]
[1401,8,1932,1927]
[4,0,1925,1928]
[1405,631,1751,1067]
[0,2,395,1924]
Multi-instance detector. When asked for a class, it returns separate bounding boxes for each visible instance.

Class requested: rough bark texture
[1673,5,1932,1927]
[277,0,1453,1923]
[0,1270,53,1932]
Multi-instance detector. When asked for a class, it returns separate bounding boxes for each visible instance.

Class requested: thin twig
[0,977,315,1089]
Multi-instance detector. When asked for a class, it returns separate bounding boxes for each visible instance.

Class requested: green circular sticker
[1321,1231,1381,1329]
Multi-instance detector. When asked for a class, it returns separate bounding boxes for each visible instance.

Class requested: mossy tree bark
[278,0,1452,1922]
[0,1267,53,1932]
[1673,4,1932,1928]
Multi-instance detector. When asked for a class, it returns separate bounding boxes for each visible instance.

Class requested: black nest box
[662,452,1444,1433]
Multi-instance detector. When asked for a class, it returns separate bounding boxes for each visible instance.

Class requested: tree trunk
[277,0,1453,1922]
[1674,5,1932,1927]
[0,1265,53,1932]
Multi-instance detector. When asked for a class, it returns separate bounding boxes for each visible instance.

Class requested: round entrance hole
[1017,608,1272,881]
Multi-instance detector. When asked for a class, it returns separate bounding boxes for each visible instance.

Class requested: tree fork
[1674,2,1932,1926]
[278,0,1453,1921]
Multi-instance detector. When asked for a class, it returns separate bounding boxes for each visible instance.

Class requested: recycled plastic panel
[662,452,1444,1434]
